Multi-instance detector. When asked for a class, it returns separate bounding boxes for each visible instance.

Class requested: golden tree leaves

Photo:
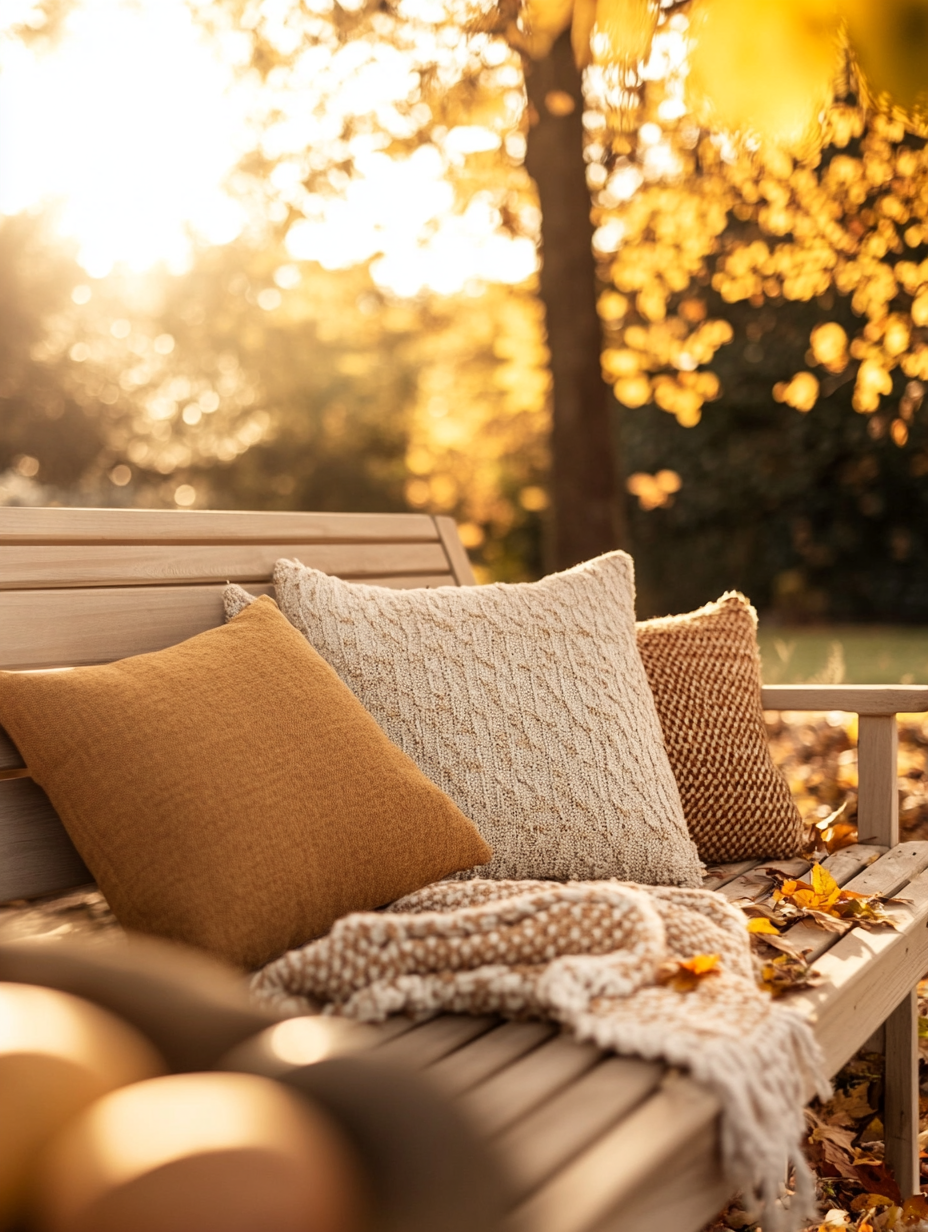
[774,371,820,412]
[593,78,928,426]
[686,0,842,151]
[625,467,680,508]
[811,322,850,372]
[842,0,928,123]
[590,0,658,68]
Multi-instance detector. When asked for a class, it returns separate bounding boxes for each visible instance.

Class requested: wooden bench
[2,505,928,1232]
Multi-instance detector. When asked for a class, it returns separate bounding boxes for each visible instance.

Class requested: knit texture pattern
[225,551,703,887]
[637,593,804,863]
[252,878,829,1232]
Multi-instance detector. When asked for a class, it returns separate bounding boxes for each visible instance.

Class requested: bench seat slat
[0,542,451,590]
[498,1056,664,1203]
[700,858,765,892]
[0,508,439,545]
[429,1021,557,1098]
[715,857,811,903]
[462,1035,602,1138]
[503,1071,721,1232]
[780,843,899,963]
[588,1111,730,1232]
[375,1014,498,1068]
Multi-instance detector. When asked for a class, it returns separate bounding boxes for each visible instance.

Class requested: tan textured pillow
[226,552,703,888]
[636,592,803,863]
[0,597,490,969]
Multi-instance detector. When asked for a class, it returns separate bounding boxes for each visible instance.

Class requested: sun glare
[0,0,251,276]
[0,0,536,296]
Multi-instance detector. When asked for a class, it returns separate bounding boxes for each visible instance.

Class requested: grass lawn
[757,626,928,685]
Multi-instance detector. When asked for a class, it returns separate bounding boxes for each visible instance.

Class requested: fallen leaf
[801,907,854,934]
[750,929,807,957]
[819,1136,861,1180]
[764,866,900,931]
[812,1123,859,1153]
[758,952,823,997]
[747,917,781,934]
[901,1193,928,1222]
[817,1209,850,1231]
[655,953,721,992]
[824,1080,877,1123]
[850,1193,894,1212]
[849,1160,901,1205]
[859,1116,884,1145]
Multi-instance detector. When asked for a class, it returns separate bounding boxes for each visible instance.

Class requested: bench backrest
[0,508,475,903]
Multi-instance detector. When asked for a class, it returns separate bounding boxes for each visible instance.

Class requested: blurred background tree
[5,0,928,639]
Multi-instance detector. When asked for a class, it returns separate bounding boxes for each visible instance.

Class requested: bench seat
[1,507,926,1232]
[5,840,927,1232]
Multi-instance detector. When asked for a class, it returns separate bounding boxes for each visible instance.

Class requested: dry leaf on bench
[655,952,721,992]
[758,952,822,997]
[765,863,900,931]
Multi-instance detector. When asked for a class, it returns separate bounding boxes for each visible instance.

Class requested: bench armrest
[761,685,928,715]
[761,683,928,848]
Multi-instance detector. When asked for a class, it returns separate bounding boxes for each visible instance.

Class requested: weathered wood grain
[885,990,919,1198]
[0,507,438,544]
[429,1021,556,1098]
[0,778,91,903]
[0,541,450,590]
[761,684,928,715]
[857,714,900,847]
[434,515,477,586]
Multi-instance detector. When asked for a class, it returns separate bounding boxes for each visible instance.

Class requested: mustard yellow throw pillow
[0,597,490,968]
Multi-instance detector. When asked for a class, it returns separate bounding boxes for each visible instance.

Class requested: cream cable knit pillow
[225,552,702,888]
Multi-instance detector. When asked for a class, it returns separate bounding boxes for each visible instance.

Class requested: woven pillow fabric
[636,592,803,863]
[0,597,491,969]
[225,552,703,888]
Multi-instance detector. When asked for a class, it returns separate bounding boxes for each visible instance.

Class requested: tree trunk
[524,30,627,569]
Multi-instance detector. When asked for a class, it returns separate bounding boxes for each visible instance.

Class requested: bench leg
[884,989,920,1198]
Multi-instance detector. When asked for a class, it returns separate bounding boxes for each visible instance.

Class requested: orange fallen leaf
[656,953,721,992]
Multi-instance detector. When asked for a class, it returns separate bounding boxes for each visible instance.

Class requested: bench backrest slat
[0,778,91,902]
[0,508,439,544]
[0,508,473,904]
[0,542,452,591]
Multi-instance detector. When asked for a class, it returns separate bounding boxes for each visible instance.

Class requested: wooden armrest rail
[761,684,928,714]
[760,684,928,849]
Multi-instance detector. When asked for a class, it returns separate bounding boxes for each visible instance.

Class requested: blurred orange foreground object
[0,982,164,1227]
[32,1071,368,1232]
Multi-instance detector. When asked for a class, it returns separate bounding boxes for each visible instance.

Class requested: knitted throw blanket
[252,879,830,1230]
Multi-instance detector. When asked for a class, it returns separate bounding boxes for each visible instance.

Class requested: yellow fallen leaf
[747,917,782,935]
[681,953,720,975]
[811,861,842,907]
